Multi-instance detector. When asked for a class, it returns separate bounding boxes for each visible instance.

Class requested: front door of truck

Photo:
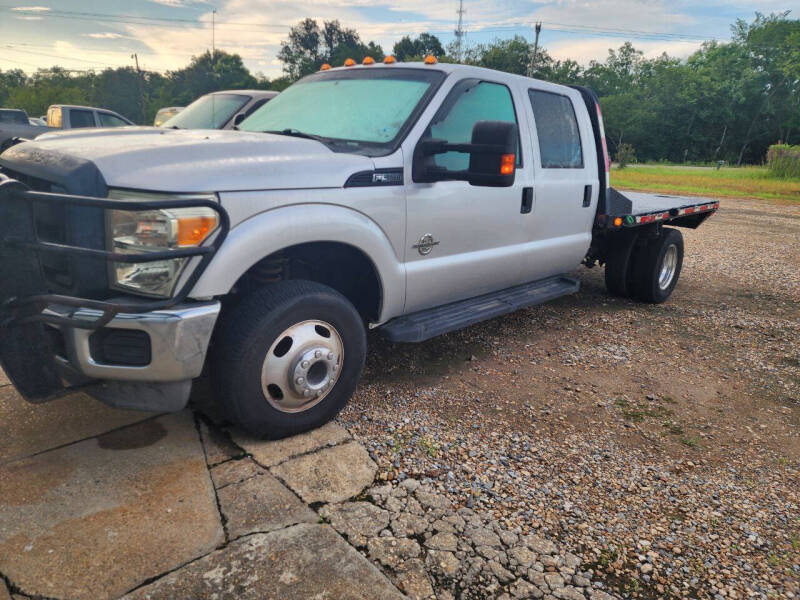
[403,77,533,315]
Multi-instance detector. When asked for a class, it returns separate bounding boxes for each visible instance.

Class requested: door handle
[583,184,592,207]
[521,187,533,214]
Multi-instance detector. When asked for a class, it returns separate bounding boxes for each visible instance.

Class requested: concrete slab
[0,580,10,600]
[217,472,316,539]
[210,457,263,489]
[122,523,404,600]
[271,441,378,504]
[0,412,224,600]
[0,384,154,465]
[198,420,243,466]
[233,420,351,467]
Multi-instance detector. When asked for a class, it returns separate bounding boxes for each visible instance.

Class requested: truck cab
[0,59,717,439]
[46,105,134,129]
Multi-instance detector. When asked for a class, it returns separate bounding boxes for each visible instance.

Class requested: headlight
[107,189,219,298]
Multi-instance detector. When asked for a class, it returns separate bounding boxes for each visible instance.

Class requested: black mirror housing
[413,120,518,187]
[467,120,517,187]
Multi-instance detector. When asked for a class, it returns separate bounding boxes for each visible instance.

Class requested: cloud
[84,32,127,39]
[11,5,50,11]
[547,38,703,65]
[15,15,42,20]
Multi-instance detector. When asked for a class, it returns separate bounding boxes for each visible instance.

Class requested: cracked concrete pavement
[0,379,405,600]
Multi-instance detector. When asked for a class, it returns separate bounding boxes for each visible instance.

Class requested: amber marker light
[362,56,375,65]
[613,217,623,227]
[344,58,356,67]
[384,55,397,64]
[500,154,515,175]
[177,215,218,247]
[424,54,438,64]
[320,63,331,71]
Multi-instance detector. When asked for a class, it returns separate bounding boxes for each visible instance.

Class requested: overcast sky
[0,1,794,77]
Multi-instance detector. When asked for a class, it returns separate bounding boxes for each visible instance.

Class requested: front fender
[190,203,405,322]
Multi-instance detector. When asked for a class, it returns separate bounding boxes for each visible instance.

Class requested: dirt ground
[341,196,800,598]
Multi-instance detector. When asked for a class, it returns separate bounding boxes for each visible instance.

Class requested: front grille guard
[0,174,230,331]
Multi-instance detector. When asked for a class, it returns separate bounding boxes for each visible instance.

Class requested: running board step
[380,275,580,343]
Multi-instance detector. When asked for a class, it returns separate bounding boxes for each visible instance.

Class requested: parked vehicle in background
[1,105,134,151]
[153,106,184,127]
[46,105,133,129]
[0,60,718,440]
[162,90,278,130]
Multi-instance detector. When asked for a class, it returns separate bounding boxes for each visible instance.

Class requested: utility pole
[131,53,140,72]
[212,9,216,57]
[131,53,145,123]
[454,0,465,62]
[528,22,542,77]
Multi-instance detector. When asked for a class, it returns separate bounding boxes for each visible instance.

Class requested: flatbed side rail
[0,173,230,330]
[596,187,719,231]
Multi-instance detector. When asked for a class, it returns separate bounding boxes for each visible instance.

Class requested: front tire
[211,280,366,439]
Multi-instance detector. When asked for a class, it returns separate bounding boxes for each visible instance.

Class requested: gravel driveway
[340,196,800,599]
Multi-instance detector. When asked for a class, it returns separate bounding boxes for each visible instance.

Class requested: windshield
[239,68,444,155]
[162,93,249,129]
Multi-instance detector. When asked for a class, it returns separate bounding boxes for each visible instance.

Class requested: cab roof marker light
[362,56,375,65]
[320,63,331,71]
[344,58,356,67]
[384,55,397,64]
[424,54,437,65]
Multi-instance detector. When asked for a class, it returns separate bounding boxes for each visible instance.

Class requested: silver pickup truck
[0,59,717,439]
[0,105,133,151]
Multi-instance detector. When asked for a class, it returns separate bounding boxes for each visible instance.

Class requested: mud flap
[0,178,66,401]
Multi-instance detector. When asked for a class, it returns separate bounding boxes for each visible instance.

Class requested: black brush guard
[0,174,230,401]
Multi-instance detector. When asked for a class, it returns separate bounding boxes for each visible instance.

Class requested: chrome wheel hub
[658,244,678,290]
[261,320,343,413]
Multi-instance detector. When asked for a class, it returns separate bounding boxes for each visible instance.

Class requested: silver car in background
[161,90,278,130]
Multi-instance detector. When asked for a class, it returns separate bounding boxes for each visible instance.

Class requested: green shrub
[767,144,800,178]
[615,143,637,169]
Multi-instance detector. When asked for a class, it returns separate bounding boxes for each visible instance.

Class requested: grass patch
[679,435,701,448]
[611,165,800,203]
[614,397,674,422]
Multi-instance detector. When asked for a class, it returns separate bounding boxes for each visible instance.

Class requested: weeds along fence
[767,145,800,178]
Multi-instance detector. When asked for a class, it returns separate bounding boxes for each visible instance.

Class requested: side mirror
[413,120,517,187]
[466,120,517,187]
[232,113,247,127]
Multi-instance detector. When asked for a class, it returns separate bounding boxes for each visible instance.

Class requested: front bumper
[55,301,220,382]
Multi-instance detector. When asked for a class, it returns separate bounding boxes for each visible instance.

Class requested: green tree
[393,33,445,61]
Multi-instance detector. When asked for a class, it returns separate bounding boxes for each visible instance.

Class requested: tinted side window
[528,90,583,169]
[427,80,519,172]
[98,113,128,127]
[69,110,96,128]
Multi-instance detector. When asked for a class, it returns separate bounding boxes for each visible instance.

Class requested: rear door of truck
[518,81,599,282]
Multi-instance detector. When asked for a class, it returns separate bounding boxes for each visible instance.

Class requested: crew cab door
[403,78,532,314]
[520,85,599,280]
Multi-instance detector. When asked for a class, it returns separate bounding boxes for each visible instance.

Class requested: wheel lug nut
[296,377,305,385]
[301,361,309,369]
[327,352,334,360]
[303,390,311,397]
[314,350,322,359]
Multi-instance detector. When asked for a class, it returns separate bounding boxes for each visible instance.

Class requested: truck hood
[2,128,375,192]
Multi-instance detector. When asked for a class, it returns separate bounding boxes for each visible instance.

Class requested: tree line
[1,13,797,165]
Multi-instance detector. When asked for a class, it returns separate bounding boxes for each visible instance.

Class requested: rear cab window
[69,109,97,129]
[528,90,583,169]
[0,110,28,125]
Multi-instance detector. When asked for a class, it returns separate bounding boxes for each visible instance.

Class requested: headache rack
[0,173,229,401]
